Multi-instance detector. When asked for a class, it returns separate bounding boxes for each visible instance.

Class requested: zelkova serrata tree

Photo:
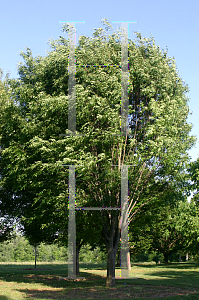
[0,19,195,286]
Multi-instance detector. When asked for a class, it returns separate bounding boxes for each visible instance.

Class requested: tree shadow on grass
[0,264,106,289]
[17,279,199,300]
[144,269,199,288]
[157,262,199,270]
[133,262,199,270]
[79,262,107,270]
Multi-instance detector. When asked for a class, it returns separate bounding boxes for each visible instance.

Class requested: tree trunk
[116,249,120,267]
[34,245,37,269]
[179,254,181,262]
[76,246,80,276]
[76,240,83,277]
[106,247,117,287]
[164,253,169,264]
[102,212,120,287]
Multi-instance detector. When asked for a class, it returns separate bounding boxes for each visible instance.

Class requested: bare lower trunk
[106,247,117,287]
[101,208,121,287]
[116,249,120,266]
[164,253,169,264]
[34,245,37,269]
[76,240,84,277]
[102,214,120,287]
[76,246,80,276]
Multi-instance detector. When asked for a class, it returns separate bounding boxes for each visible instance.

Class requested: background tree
[128,182,197,263]
[134,199,199,263]
[189,157,199,205]
[0,19,196,287]
[21,216,60,268]
[0,69,17,243]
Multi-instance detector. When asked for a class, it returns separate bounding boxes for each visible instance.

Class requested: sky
[0,0,199,161]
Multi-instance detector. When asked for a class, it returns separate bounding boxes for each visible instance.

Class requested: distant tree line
[0,233,107,263]
[1,231,197,264]
[0,234,67,262]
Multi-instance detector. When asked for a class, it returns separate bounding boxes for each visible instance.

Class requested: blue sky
[0,0,198,161]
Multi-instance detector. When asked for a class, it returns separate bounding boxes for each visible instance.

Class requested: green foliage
[0,234,107,263]
[129,195,199,263]
[0,217,16,243]
[131,250,165,264]
[36,242,67,262]
[79,244,107,263]
[14,235,33,261]
[148,251,165,264]
[188,157,199,205]
[0,234,68,262]
[0,240,15,262]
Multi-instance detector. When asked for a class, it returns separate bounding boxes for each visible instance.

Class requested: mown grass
[0,261,199,299]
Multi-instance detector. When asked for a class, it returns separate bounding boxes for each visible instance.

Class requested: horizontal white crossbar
[76,207,121,210]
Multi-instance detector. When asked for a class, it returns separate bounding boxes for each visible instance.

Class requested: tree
[0,69,17,243]
[130,197,199,263]
[21,216,60,268]
[0,19,195,287]
[186,158,199,258]
[128,181,195,262]
[189,157,199,205]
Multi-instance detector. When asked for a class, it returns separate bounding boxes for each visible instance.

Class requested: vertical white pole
[68,23,76,135]
[121,22,130,277]
[121,165,129,277]
[68,165,76,277]
[121,23,129,137]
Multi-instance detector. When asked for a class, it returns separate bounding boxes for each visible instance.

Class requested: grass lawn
[0,261,199,299]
